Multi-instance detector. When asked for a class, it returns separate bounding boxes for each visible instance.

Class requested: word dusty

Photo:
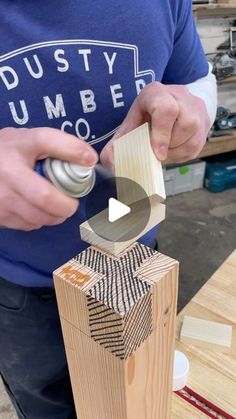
[0,50,146,131]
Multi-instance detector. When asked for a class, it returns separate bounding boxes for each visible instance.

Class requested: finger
[23,128,98,166]
[134,83,180,160]
[167,133,206,163]
[119,92,179,161]
[101,82,180,166]
[2,214,43,231]
[165,98,201,150]
[100,142,114,170]
[13,194,68,226]
[100,104,144,168]
[149,97,179,160]
[10,166,79,218]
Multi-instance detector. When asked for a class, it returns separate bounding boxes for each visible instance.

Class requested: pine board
[54,243,179,419]
[172,249,236,418]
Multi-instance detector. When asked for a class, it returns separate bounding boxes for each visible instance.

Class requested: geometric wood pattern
[54,243,179,419]
[54,123,178,418]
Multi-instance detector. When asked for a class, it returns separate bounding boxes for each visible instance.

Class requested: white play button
[85,176,151,242]
[108,198,131,223]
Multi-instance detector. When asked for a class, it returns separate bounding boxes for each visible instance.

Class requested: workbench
[172,249,236,418]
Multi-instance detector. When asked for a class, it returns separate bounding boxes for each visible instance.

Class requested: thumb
[100,102,144,168]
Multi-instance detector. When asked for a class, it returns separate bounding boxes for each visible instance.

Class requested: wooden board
[193,3,236,12]
[54,122,179,418]
[54,243,179,419]
[80,199,165,256]
[218,76,236,84]
[80,123,166,256]
[114,123,166,204]
[218,0,236,5]
[180,315,232,352]
[172,249,236,418]
[165,134,236,165]
[173,133,236,161]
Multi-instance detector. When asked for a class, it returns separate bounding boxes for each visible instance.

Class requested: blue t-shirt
[0,0,208,287]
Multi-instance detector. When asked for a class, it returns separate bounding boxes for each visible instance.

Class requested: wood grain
[80,199,165,256]
[54,243,179,419]
[54,123,177,418]
[180,315,232,352]
[80,123,166,256]
[165,134,236,165]
[172,249,236,418]
[172,394,207,419]
[114,123,165,204]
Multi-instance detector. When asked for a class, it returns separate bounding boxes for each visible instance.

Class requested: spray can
[35,157,96,198]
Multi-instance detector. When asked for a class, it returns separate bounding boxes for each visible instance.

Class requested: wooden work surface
[165,134,236,165]
[171,249,236,418]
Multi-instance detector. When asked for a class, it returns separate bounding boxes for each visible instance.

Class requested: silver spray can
[35,158,96,198]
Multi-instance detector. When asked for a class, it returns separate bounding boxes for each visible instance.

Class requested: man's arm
[186,63,217,128]
[100,0,217,166]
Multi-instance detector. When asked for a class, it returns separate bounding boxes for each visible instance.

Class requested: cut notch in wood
[80,123,166,256]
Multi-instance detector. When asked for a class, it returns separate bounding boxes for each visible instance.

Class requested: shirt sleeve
[162,0,209,85]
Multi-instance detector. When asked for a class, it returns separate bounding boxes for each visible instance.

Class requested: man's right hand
[0,127,98,231]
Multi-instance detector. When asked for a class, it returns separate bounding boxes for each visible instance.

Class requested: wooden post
[54,243,178,419]
[53,124,179,418]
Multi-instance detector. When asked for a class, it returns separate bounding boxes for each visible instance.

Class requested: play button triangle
[108,198,131,223]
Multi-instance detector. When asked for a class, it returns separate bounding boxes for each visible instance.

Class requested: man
[0,1,216,417]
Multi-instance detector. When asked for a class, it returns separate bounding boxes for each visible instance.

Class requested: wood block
[218,0,236,4]
[80,123,166,256]
[54,243,179,419]
[180,315,233,351]
[80,198,165,256]
[114,123,165,204]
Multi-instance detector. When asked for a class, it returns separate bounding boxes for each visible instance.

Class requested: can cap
[68,163,94,179]
[45,159,96,197]
[172,350,189,391]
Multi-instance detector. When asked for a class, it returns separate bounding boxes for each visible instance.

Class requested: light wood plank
[180,315,232,351]
[80,123,166,256]
[54,123,177,418]
[172,394,207,419]
[165,134,236,165]
[193,3,236,12]
[114,122,166,204]
[172,250,236,418]
[80,199,165,256]
[54,243,178,419]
